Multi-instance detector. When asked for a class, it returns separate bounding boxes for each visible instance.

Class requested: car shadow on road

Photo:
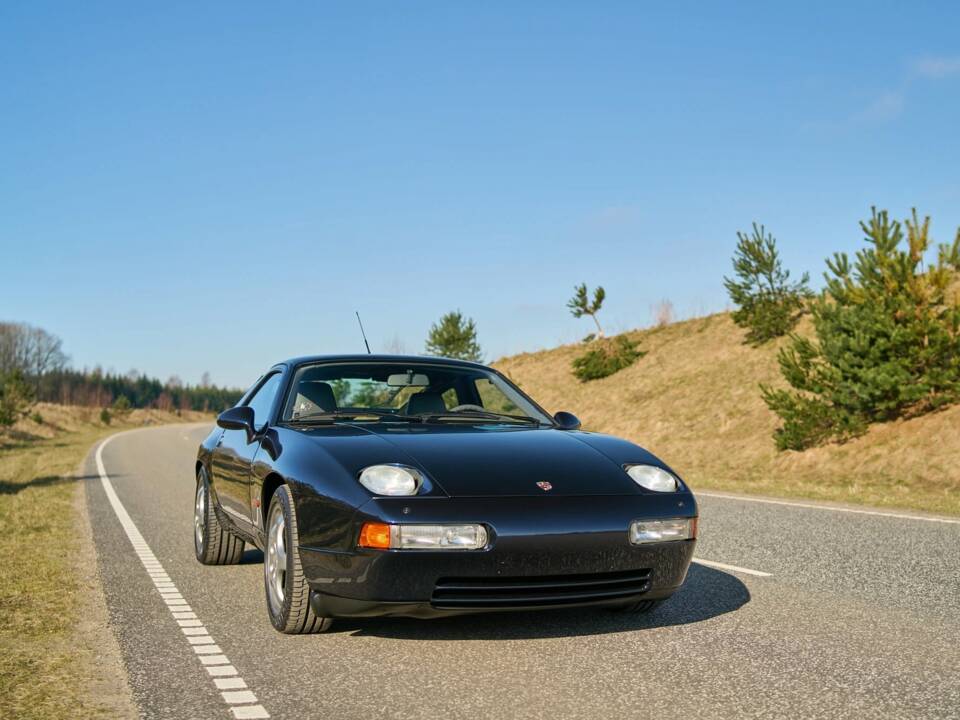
[334,563,750,640]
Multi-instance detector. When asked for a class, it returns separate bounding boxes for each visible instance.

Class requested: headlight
[629,518,696,544]
[625,464,679,492]
[358,465,422,496]
[359,522,489,550]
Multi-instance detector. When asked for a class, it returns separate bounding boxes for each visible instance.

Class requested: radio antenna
[355,311,371,354]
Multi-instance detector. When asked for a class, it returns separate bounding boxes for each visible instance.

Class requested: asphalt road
[84,424,960,720]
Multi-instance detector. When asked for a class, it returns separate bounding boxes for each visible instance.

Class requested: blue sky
[2,1,959,387]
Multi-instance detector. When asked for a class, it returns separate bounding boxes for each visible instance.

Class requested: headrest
[298,381,337,412]
[406,392,447,415]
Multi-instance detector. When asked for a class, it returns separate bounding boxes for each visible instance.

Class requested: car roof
[276,354,493,371]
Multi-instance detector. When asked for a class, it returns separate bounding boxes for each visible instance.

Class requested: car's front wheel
[194,467,245,565]
[264,484,333,634]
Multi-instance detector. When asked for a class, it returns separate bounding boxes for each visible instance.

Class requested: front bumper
[300,494,697,618]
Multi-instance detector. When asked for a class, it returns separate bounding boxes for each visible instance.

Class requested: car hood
[347,424,648,497]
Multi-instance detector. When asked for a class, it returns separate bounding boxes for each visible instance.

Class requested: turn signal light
[359,522,392,549]
[358,522,489,550]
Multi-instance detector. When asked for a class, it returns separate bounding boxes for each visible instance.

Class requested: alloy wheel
[194,480,206,553]
[265,505,287,613]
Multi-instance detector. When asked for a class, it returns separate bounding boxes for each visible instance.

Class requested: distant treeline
[35,369,243,412]
[1,321,242,413]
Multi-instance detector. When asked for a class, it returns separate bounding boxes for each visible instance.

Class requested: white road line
[95,434,270,720]
[216,678,249,690]
[692,557,773,577]
[231,706,270,720]
[696,491,960,525]
[195,645,224,655]
[188,635,216,645]
[207,665,238,677]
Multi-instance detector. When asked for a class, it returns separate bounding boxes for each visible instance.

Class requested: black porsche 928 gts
[194,355,698,633]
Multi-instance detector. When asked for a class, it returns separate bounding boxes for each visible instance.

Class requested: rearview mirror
[553,411,581,431]
[217,406,255,436]
[387,372,430,387]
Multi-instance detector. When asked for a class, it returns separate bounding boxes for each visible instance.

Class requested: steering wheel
[448,404,487,413]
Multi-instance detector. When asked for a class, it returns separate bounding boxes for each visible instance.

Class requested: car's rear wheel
[194,467,245,565]
[264,484,333,634]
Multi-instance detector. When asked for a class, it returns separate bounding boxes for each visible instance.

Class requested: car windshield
[281,361,552,425]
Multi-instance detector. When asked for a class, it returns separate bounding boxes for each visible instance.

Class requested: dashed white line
[200,655,231,665]
[692,557,773,577]
[195,645,224,655]
[696,491,960,525]
[223,690,259,704]
[231,706,270,720]
[216,678,248,690]
[96,433,270,720]
[188,635,215,645]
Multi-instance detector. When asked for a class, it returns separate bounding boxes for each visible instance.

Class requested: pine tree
[724,224,811,345]
[567,284,606,339]
[112,394,132,416]
[0,369,34,426]
[762,208,960,450]
[425,311,483,362]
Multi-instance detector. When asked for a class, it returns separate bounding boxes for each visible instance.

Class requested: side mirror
[553,411,581,431]
[217,406,256,437]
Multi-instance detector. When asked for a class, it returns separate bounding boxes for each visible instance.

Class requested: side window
[244,373,283,431]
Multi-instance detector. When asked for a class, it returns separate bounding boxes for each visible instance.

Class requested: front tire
[264,485,333,634]
[194,467,245,565]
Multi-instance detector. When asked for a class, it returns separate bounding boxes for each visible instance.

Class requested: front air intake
[431,568,653,609]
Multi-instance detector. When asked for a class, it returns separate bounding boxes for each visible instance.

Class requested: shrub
[0,370,34,427]
[761,391,866,450]
[724,223,811,345]
[762,208,960,450]
[572,335,645,382]
[112,394,132,416]
[100,408,112,425]
[31,411,43,425]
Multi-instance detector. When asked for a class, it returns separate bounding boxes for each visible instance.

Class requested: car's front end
[297,456,697,618]
[292,438,697,617]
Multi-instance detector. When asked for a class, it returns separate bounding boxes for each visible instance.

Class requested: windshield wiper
[419,411,540,426]
[289,410,423,424]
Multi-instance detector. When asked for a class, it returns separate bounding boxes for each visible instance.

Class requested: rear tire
[264,484,333,634]
[194,467,245,565]
[613,599,663,614]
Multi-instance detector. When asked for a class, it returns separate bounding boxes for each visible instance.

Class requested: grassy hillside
[0,404,209,719]
[496,313,960,516]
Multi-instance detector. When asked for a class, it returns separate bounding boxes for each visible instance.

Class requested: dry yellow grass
[0,404,209,719]
[496,313,960,516]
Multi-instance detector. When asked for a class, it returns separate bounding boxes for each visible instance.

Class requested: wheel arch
[261,472,286,515]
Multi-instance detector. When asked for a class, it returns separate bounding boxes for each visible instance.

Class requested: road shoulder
[75,449,138,720]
